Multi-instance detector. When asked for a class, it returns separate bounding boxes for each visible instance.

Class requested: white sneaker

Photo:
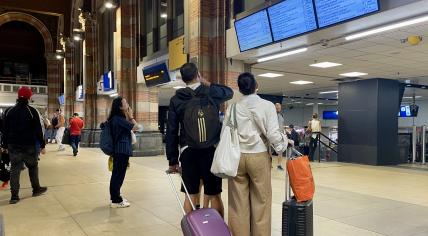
[58,147,65,151]
[110,201,130,208]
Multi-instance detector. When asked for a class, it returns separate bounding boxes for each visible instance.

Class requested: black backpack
[182,87,221,149]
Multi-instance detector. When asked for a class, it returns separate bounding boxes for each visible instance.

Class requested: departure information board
[235,10,273,52]
[268,0,317,42]
[315,0,379,28]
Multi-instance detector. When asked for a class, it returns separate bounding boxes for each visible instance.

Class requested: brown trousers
[228,152,272,236]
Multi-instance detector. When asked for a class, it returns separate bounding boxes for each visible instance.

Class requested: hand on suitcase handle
[166,165,181,174]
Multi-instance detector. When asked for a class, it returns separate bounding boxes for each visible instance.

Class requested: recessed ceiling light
[56,54,63,59]
[319,90,338,94]
[73,28,84,32]
[310,62,342,68]
[306,103,314,106]
[318,103,323,105]
[339,72,368,77]
[73,35,82,41]
[257,47,308,63]
[105,1,115,9]
[161,13,168,18]
[403,96,422,99]
[290,80,313,85]
[346,15,428,41]
[173,86,186,90]
[294,101,302,104]
[258,73,283,78]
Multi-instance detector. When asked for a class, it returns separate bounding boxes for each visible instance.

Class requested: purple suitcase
[167,171,231,236]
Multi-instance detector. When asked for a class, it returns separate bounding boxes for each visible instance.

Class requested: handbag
[286,154,315,202]
[211,104,241,178]
[62,128,70,145]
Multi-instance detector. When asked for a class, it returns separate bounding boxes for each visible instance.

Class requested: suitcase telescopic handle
[166,170,196,215]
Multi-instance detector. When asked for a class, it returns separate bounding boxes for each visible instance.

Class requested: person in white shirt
[274,103,286,170]
[307,113,321,161]
[227,72,290,236]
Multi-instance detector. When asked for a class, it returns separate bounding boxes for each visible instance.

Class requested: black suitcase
[282,148,313,236]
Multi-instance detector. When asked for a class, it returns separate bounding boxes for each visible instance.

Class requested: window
[234,0,267,16]
[138,0,184,60]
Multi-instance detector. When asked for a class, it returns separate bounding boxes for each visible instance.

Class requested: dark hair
[180,63,198,83]
[16,97,29,106]
[73,113,79,117]
[312,113,318,119]
[237,72,257,95]
[108,97,125,121]
[289,124,294,129]
[56,109,61,112]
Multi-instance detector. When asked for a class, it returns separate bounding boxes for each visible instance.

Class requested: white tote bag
[211,104,241,178]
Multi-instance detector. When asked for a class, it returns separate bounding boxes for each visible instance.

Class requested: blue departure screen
[268,0,317,41]
[323,111,339,120]
[315,0,379,28]
[235,10,273,51]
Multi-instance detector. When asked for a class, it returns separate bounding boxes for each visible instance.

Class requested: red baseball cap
[18,86,33,100]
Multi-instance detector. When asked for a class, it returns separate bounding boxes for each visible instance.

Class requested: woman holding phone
[107,97,138,208]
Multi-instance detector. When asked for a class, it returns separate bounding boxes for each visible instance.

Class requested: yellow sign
[169,36,187,71]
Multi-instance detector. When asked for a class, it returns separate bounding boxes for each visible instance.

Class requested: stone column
[83,12,98,129]
[120,0,137,110]
[187,0,226,84]
[64,39,75,119]
[46,53,62,115]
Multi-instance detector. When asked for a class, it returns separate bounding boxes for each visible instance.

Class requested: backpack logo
[197,110,207,143]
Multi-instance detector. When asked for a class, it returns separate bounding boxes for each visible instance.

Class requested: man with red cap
[1,86,47,204]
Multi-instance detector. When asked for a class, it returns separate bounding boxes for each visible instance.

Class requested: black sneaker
[32,187,48,197]
[9,196,20,204]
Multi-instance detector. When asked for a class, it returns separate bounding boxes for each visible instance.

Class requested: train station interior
[0,0,428,235]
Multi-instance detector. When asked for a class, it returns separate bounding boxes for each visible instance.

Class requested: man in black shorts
[166,63,233,217]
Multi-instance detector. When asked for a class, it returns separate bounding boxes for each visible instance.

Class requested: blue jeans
[70,135,81,154]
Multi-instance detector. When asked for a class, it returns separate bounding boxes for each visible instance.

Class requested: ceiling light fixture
[319,90,338,94]
[339,72,368,77]
[318,103,323,105]
[346,15,428,41]
[161,13,168,18]
[109,93,119,98]
[56,54,63,59]
[73,35,82,41]
[257,47,308,63]
[173,86,186,90]
[306,103,314,106]
[403,96,422,99]
[105,1,115,9]
[290,80,313,85]
[310,62,342,68]
[258,73,283,78]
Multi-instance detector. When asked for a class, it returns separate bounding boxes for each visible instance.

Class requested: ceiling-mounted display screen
[398,105,419,117]
[268,0,317,42]
[315,0,379,28]
[234,10,273,52]
[143,62,171,87]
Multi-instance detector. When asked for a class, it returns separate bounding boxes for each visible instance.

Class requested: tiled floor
[1,145,428,236]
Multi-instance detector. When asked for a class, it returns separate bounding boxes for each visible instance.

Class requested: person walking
[107,97,138,208]
[69,113,84,156]
[307,113,321,161]
[227,73,290,236]
[275,102,286,170]
[1,86,47,204]
[48,112,59,143]
[55,109,66,151]
[166,62,233,217]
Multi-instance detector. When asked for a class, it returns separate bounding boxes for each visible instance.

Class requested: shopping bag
[286,155,315,202]
[62,128,70,145]
[108,156,113,172]
[211,104,240,178]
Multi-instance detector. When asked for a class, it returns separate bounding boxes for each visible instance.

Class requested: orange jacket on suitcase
[286,155,315,202]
